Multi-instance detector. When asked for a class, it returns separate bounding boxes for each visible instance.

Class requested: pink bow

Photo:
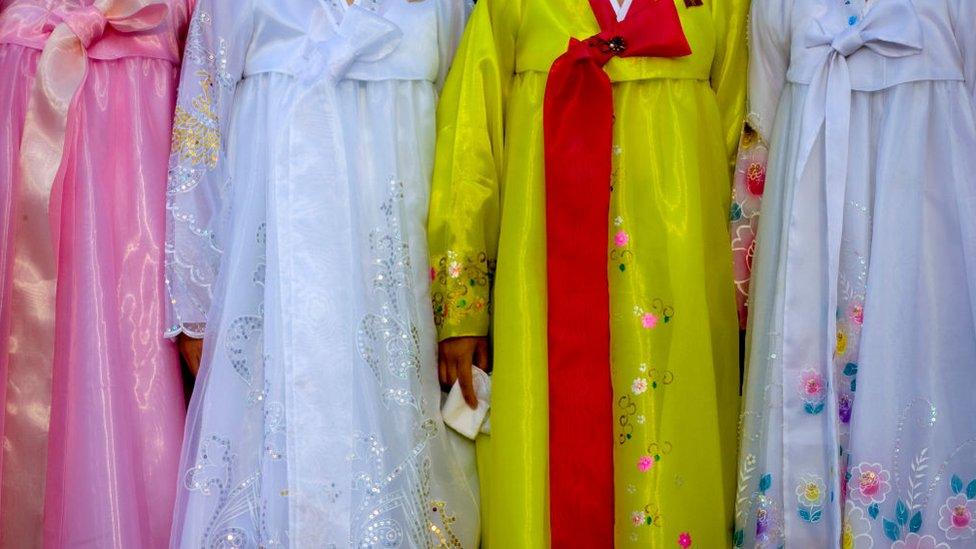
[18,0,168,254]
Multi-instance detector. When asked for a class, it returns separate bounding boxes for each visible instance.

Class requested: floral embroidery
[730,223,756,331]
[614,230,630,247]
[938,493,976,540]
[745,158,766,197]
[795,474,826,522]
[754,493,781,542]
[611,217,634,272]
[677,531,692,548]
[730,121,768,328]
[633,300,675,329]
[849,462,892,506]
[891,534,950,549]
[641,313,659,329]
[842,501,873,549]
[632,377,649,395]
[851,304,864,325]
[630,504,663,529]
[171,71,220,169]
[798,369,827,415]
[431,251,494,328]
[638,455,655,472]
[631,510,646,527]
[836,329,849,356]
[743,471,784,547]
[839,391,854,424]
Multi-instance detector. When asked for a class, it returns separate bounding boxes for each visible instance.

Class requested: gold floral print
[431,250,494,328]
[171,70,220,169]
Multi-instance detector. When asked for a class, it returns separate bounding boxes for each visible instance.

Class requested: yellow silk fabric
[428,0,749,546]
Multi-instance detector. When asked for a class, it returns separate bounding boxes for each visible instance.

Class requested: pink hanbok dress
[0,0,190,546]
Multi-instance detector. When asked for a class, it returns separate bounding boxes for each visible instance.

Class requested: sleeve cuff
[431,250,494,340]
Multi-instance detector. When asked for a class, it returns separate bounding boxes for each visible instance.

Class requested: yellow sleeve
[709,0,751,169]
[427,0,518,341]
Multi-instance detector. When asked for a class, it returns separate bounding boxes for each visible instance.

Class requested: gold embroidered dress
[428,0,748,546]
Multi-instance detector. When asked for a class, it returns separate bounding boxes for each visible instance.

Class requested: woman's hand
[177,333,205,377]
[438,336,490,409]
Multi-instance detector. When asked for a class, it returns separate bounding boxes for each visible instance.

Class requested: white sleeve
[949,0,976,106]
[165,0,252,337]
[435,0,474,90]
[730,0,792,328]
[748,0,792,139]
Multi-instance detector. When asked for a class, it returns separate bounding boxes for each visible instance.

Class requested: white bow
[293,5,402,86]
[795,0,922,369]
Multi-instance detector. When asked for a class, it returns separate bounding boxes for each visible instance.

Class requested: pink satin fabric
[0,1,190,546]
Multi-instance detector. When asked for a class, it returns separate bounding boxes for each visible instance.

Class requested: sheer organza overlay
[167,0,479,546]
[735,1,976,547]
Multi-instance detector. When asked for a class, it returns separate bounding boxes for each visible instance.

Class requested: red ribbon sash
[543,0,690,544]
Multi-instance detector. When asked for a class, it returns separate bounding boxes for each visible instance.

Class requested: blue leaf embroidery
[868,504,880,519]
[952,475,964,495]
[843,362,858,376]
[883,518,900,542]
[804,402,825,415]
[896,500,909,526]
[967,479,976,500]
[759,474,772,493]
[909,511,922,533]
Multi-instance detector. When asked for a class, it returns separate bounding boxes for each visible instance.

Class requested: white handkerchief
[442,367,491,440]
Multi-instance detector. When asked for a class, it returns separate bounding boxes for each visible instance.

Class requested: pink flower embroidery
[632,378,649,395]
[448,261,462,279]
[631,511,645,527]
[799,370,825,401]
[641,313,659,330]
[851,304,864,325]
[746,161,766,196]
[638,455,655,472]
[798,369,827,414]
[848,462,891,506]
[939,494,976,540]
[615,230,630,248]
[733,142,768,215]
[429,267,436,281]
[678,532,692,548]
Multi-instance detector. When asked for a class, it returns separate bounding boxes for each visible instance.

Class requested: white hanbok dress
[735,0,976,547]
[164,0,478,546]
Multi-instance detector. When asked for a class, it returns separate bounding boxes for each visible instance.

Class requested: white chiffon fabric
[165,0,478,546]
[736,0,976,547]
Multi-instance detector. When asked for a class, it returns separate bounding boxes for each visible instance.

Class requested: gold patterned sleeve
[164,0,253,338]
[427,0,518,341]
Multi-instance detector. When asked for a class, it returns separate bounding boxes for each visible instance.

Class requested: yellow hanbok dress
[427,0,748,546]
